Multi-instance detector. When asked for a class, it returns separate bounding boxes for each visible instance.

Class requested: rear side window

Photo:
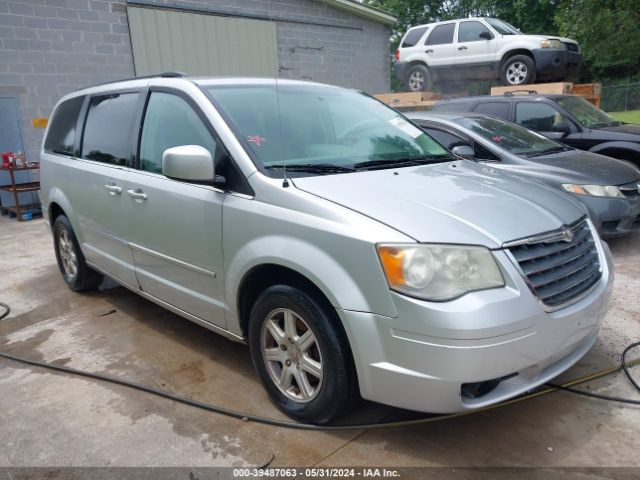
[401,27,428,47]
[139,92,217,174]
[82,92,139,166]
[472,102,510,119]
[426,23,455,45]
[44,96,84,156]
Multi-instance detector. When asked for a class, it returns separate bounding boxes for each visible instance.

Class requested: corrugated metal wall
[127,6,279,77]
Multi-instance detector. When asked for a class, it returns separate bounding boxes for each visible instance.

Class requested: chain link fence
[601,82,640,112]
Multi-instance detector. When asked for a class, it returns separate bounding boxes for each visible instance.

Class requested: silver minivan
[41,75,614,423]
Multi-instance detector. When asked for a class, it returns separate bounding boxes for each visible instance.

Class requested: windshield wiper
[353,156,449,170]
[265,163,355,174]
[590,121,621,128]
[526,146,571,157]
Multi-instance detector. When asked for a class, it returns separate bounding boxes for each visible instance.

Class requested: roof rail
[79,72,190,90]
[504,90,538,97]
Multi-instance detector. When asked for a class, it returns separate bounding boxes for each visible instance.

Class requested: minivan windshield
[458,115,571,156]
[484,18,521,35]
[205,83,452,175]
[556,96,621,128]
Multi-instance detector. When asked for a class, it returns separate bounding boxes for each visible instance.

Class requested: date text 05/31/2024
[232,468,401,478]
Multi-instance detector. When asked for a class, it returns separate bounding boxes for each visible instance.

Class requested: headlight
[540,39,563,49]
[377,244,505,301]
[562,184,625,198]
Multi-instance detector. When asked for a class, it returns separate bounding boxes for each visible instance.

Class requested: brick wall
[0,0,391,164]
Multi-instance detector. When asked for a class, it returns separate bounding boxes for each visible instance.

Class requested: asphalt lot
[0,216,638,473]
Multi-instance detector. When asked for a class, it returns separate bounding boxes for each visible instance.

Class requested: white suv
[394,17,581,91]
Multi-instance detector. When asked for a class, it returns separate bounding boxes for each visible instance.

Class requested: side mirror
[162,145,214,182]
[452,145,475,159]
[552,121,572,137]
[479,31,493,40]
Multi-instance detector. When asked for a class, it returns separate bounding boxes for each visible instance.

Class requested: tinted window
[82,93,138,165]
[139,92,217,174]
[515,102,568,131]
[423,128,469,150]
[434,102,469,112]
[44,96,84,156]
[423,127,500,161]
[401,27,428,47]
[458,21,491,43]
[472,102,510,119]
[426,24,455,45]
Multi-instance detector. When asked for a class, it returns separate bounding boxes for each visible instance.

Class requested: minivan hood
[511,149,640,185]
[292,161,586,248]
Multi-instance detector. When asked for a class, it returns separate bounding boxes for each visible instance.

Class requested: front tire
[500,55,536,86]
[53,215,103,292]
[248,284,356,424]
[405,64,432,92]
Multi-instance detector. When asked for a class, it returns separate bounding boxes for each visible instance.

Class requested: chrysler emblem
[562,226,574,242]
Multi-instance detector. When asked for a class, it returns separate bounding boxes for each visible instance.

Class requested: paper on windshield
[389,117,423,139]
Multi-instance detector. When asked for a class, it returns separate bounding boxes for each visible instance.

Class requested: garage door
[127,6,278,77]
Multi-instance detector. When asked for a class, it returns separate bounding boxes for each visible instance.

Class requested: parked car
[432,93,640,166]
[41,75,613,423]
[395,17,581,91]
[406,111,640,237]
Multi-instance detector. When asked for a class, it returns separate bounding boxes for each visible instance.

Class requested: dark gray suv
[432,94,640,166]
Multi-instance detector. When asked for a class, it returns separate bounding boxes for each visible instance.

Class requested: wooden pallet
[490,82,602,107]
[374,91,442,109]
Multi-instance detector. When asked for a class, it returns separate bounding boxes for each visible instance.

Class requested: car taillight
[395,49,399,62]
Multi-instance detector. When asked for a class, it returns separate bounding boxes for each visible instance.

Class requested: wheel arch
[499,49,535,69]
[589,142,640,166]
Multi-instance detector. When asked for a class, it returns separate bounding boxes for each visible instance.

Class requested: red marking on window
[491,135,504,143]
[248,135,266,146]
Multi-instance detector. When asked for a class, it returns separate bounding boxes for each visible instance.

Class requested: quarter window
[82,93,139,165]
[426,24,455,46]
[44,96,84,156]
[401,27,428,47]
[458,21,491,43]
[515,102,569,131]
[139,92,217,174]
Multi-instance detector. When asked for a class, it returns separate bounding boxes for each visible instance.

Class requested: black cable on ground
[547,340,640,405]
[0,300,638,431]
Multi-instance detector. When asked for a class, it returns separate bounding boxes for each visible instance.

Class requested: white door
[126,90,227,328]
[423,23,456,68]
[454,20,497,66]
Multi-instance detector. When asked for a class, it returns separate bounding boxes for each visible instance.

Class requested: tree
[555,0,640,77]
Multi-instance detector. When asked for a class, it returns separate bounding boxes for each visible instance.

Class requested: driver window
[139,92,217,174]
[424,127,499,161]
[515,102,569,132]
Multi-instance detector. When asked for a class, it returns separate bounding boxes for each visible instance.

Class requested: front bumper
[532,48,582,80]
[578,194,640,237]
[339,240,614,413]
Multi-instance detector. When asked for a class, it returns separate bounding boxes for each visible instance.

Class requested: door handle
[458,45,468,50]
[425,49,433,53]
[104,184,122,196]
[127,188,147,201]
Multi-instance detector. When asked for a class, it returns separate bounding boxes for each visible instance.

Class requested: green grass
[609,110,640,123]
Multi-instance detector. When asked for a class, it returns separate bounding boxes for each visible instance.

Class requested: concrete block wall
[0,0,391,165]
[0,0,134,164]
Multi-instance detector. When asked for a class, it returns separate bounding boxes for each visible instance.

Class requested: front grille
[509,221,601,308]
[619,181,640,198]
[564,42,579,53]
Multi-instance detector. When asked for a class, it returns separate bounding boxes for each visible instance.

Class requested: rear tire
[500,55,536,86]
[405,64,432,92]
[53,215,103,292]
[248,284,356,424]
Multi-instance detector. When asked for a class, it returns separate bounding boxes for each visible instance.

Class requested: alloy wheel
[506,62,528,85]
[260,308,323,403]
[58,229,78,279]
[408,71,424,91]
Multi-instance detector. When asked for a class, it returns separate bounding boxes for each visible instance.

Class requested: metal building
[0,0,396,177]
